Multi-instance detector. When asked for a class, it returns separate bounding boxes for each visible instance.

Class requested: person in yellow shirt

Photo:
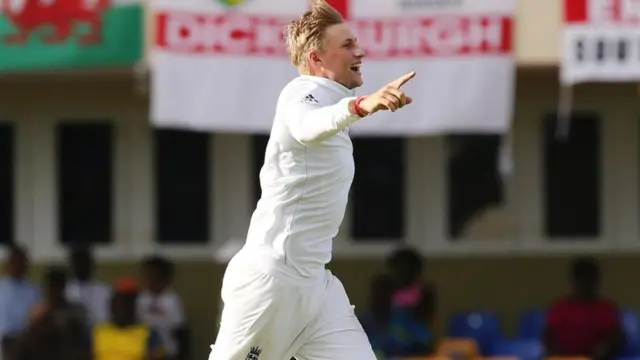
[93,276,166,360]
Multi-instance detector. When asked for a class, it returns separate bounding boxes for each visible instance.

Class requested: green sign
[0,0,142,72]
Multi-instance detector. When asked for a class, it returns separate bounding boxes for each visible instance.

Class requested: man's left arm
[147,329,167,360]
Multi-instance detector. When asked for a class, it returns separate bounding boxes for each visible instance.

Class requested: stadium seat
[621,310,640,356]
[488,339,544,360]
[436,337,480,359]
[448,311,502,353]
[517,309,546,340]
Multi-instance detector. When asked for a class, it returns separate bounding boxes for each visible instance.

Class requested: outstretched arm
[285,97,361,146]
[284,71,416,146]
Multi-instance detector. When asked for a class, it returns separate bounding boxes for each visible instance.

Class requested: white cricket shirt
[243,75,362,280]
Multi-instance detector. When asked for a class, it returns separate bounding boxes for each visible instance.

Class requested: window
[154,129,210,243]
[543,114,601,238]
[0,124,14,245]
[57,122,113,244]
[351,137,405,240]
[251,135,270,207]
[447,134,513,240]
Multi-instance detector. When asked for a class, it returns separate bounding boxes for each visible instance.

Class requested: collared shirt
[0,277,40,338]
[137,290,185,357]
[245,75,362,280]
[65,280,111,324]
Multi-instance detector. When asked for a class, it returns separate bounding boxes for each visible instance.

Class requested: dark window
[447,134,506,239]
[351,137,404,240]
[252,135,270,207]
[154,129,210,243]
[543,114,600,238]
[0,124,14,245]
[57,122,113,244]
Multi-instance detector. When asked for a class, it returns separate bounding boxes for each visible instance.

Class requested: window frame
[29,111,126,261]
[349,137,407,241]
[152,128,212,245]
[13,81,639,262]
[0,117,25,258]
[55,120,115,246]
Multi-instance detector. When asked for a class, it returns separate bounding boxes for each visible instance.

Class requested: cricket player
[210,1,415,359]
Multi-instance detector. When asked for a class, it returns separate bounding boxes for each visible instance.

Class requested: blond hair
[285,0,344,73]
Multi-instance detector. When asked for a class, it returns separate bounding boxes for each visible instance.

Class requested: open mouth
[350,63,361,74]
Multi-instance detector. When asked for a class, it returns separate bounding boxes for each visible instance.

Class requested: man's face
[574,275,599,298]
[72,257,93,281]
[311,23,365,89]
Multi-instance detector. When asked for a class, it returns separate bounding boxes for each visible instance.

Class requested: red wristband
[354,96,369,117]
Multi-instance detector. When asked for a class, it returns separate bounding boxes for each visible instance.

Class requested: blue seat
[448,311,502,353]
[620,310,640,356]
[489,339,544,360]
[518,309,546,340]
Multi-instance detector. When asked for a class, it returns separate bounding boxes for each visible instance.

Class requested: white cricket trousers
[209,249,376,360]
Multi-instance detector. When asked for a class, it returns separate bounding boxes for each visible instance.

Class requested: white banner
[562,0,640,85]
[150,0,516,135]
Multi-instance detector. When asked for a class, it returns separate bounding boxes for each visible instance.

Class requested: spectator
[16,267,90,360]
[65,248,111,324]
[138,256,188,360]
[0,246,40,359]
[544,257,622,360]
[386,247,437,325]
[93,276,166,360]
[360,274,432,359]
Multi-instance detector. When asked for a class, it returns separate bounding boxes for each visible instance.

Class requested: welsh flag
[150,0,516,135]
[0,0,143,72]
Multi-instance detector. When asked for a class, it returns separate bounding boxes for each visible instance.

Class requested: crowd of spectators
[0,243,632,360]
[0,246,188,360]
[359,249,631,360]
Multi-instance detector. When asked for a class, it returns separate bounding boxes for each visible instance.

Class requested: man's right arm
[285,95,361,146]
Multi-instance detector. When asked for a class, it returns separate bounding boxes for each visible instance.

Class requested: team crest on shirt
[245,346,262,360]
[300,94,319,105]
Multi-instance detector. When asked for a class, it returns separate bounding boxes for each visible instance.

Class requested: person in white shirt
[209,1,415,360]
[64,249,111,325]
[137,256,188,360]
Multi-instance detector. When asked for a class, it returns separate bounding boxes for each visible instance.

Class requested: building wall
[2,69,640,357]
[515,0,560,65]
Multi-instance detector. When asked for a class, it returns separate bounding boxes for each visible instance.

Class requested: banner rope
[555,84,574,141]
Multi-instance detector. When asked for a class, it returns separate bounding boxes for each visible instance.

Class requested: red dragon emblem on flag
[1,0,110,45]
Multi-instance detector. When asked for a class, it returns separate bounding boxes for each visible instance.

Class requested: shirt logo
[301,94,318,104]
[245,346,262,360]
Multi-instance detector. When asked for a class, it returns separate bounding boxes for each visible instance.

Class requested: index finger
[389,71,416,89]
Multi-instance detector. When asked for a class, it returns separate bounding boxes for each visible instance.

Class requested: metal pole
[555,85,574,141]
